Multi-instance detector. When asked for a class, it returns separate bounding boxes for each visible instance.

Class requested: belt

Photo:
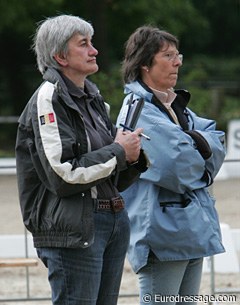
[96,197,125,213]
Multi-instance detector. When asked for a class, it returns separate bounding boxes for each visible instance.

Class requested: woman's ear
[142,65,149,72]
[54,53,68,67]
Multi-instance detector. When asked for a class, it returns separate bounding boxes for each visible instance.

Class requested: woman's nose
[90,45,98,56]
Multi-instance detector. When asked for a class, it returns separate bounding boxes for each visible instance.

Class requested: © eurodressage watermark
[142,293,238,304]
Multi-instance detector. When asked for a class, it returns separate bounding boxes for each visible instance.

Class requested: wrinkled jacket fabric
[15,69,145,249]
[117,81,226,273]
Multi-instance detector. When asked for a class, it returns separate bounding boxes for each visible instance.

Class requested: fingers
[114,128,143,163]
[132,127,144,136]
[117,127,144,138]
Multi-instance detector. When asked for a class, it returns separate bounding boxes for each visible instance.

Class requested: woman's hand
[114,128,143,163]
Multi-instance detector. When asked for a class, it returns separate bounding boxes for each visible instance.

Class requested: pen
[119,123,151,141]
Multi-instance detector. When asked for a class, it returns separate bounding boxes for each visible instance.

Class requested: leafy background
[0,0,239,156]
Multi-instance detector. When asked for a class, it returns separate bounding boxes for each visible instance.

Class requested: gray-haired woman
[15,15,148,305]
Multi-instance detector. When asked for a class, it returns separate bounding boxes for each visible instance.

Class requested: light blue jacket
[117,81,226,273]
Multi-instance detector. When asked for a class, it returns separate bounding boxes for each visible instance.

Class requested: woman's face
[142,43,182,92]
[56,33,98,86]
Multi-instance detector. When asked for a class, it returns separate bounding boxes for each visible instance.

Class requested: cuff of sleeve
[112,142,128,171]
[201,169,213,186]
[129,149,150,173]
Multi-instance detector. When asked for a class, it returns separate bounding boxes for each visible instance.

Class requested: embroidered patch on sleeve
[40,113,55,125]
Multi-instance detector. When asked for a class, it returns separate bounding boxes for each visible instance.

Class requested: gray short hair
[33,15,94,74]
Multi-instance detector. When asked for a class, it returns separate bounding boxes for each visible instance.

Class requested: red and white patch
[40,112,55,125]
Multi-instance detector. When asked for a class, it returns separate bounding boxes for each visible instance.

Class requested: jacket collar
[124,80,153,102]
[124,80,191,130]
[125,80,191,105]
[42,68,100,113]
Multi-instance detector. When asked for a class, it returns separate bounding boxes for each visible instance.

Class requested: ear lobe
[142,65,149,72]
[54,53,68,67]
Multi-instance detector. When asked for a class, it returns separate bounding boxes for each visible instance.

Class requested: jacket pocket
[152,192,223,257]
[51,192,95,246]
[159,197,191,212]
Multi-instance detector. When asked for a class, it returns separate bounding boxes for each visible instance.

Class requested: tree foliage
[0,0,239,154]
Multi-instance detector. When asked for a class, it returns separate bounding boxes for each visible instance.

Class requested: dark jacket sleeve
[16,83,128,198]
[116,149,149,191]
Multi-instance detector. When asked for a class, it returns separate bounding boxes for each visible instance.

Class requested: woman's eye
[165,53,172,59]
